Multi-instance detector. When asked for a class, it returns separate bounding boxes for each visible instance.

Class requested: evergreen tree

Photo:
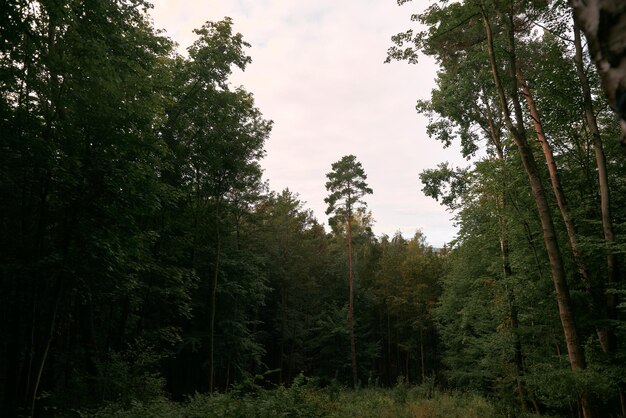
[325,155,373,388]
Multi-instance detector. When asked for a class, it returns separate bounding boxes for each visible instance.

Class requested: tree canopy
[1,1,625,417]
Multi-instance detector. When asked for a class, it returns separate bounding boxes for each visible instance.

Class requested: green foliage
[82,374,326,418]
[0,1,271,413]
[4,0,626,416]
[49,342,167,414]
[420,164,469,210]
[325,155,373,224]
[525,363,615,410]
[80,384,503,418]
[95,344,167,406]
[409,392,499,418]
[393,376,409,404]
[394,0,626,415]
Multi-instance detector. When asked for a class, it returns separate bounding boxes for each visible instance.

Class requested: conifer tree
[325,155,372,388]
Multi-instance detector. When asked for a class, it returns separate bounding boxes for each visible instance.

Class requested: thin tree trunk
[209,196,222,393]
[510,291,528,412]
[225,359,230,390]
[568,1,626,143]
[29,281,62,418]
[507,191,546,281]
[516,68,590,286]
[79,301,99,377]
[347,214,358,388]
[574,22,624,416]
[499,191,529,413]
[419,327,425,384]
[405,350,409,383]
[192,169,202,271]
[387,310,392,385]
[574,24,619,351]
[515,72,609,414]
[482,8,592,417]
[498,192,528,412]
[288,322,298,384]
[279,287,286,385]
[486,87,530,413]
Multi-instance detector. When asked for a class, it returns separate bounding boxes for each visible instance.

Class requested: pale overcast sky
[149,0,468,247]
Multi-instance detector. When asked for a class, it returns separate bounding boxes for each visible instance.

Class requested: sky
[149,0,468,247]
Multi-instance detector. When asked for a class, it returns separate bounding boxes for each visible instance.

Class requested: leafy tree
[0,1,178,414]
[372,232,443,385]
[0,3,273,412]
[158,18,271,393]
[390,1,626,415]
[248,189,326,384]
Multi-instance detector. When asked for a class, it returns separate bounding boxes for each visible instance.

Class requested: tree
[372,232,443,385]
[325,155,373,388]
[250,189,325,384]
[0,1,178,414]
[569,1,626,143]
[0,4,274,412]
[388,1,626,415]
[160,18,271,393]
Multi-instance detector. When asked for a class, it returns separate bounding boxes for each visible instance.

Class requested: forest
[0,0,625,417]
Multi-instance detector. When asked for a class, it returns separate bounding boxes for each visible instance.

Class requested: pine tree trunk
[347,214,358,388]
[516,68,590,286]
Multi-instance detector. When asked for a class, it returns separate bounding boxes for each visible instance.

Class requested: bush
[52,341,167,415]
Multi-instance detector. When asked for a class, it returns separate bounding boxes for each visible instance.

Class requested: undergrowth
[76,375,538,418]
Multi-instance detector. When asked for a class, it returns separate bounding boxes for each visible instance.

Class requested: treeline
[0,2,444,416]
[4,1,626,417]
[389,0,626,417]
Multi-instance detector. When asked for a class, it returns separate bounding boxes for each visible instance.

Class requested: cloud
[150,0,468,247]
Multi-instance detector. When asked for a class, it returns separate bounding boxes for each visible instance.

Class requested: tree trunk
[29,281,62,418]
[574,24,620,350]
[497,192,528,412]
[347,214,358,388]
[499,189,529,413]
[419,327,425,384]
[405,349,409,383]
[574,22,624,416]
[516,68,590,286]
[482,8,592,417]
[486,83,529,413]
[209,196,222,393]
[279,287,287,385]
[509,291,528,412]
[387,310,392,386]
[568,1,626,144]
